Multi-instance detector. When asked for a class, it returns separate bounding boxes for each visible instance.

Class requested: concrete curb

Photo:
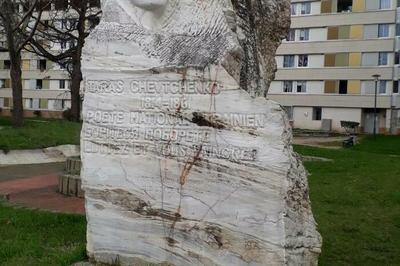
[0,145,80,166]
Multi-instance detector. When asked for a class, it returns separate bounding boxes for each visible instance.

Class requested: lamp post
[372,74,381,139]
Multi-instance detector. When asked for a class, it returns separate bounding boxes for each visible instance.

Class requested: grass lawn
[0,135,398,265]
[0,202,86,266]
[295,135,400,265]
[0,117,81,151]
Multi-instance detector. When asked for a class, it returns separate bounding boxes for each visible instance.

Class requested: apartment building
[269,0,400,134]
[0,51,71,118]
[0,0,100,118]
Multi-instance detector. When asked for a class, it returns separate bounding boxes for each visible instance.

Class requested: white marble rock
[81,0,322,265]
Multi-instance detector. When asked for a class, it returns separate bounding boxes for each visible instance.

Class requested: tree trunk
[9,51,24,128]
[69,55,82,122]
[69,7,86,123]
[70,67,82,122]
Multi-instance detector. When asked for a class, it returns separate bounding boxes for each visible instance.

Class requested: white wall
[293,106,322,130]
[269,81,324,94]
[292,107,362,132]
[269,81,282,94]
[308,55,324,68]
[23,79,36,90]
[282,27,327,43]
[307,81,325,94]
[50,80,59,90]
[276,54,324,68]
[48,99,60,111]
[309,28,327,42]
[30,60,37,70]
[361,80,393,95]
[291,1,321,16]
[322,108,362,131]
[310,1,321,15]
[389,24,396,39]
[49,80,69,90]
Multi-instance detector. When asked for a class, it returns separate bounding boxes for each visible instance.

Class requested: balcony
[277,39,395,55]
[0,88,71,99]
[0,70,69,80]
[275,67,393,80]
[268,93,396,109]
[291,10,396,28]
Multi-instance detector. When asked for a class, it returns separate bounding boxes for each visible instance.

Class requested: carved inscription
[83,79,261,161]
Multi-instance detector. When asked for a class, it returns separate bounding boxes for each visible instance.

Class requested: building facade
[0,0,100,118]
[269,0,400,134]
[0,50,71,118]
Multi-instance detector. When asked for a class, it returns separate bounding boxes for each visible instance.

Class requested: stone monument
[81,0,322,265]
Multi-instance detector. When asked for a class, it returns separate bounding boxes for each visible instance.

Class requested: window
[38,60,46,71]
[364,25,379,39]
[32,99,39,109]
[299,29,310,41]
[283,81,293,93]
[298,55,309,67]
[339,80,348,94]
[283,106,294,120]
[59,62,67,69]
[36,80,43,90]
[291,3,297,15]
[362,53,380,66]
[4,60,11,69]
[312,107,322,121]
[397,24,400,36]
[283,55,295,68]
[380,0,391,9]
[3,98,10,108]
[395,52,400,64]
[379,80,387,94]
[337,0,352,13]
[393,81,399,93]
[54,100,66,110]
[327,27,339,40]
[59,80,66,89]
[286,29,295,41]
[0,79,5,89]
[39,99,48,110]
[300,2,311,15]
[27,98,33,109]
[296,81,307,93]
[378,24,389,38]
[378,52,388,66]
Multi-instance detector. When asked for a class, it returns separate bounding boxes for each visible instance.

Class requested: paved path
[0,162,64,182]
[0,137,344,215]
[0,163,85,215]
[293,136,347,149]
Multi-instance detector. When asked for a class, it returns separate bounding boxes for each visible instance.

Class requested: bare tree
[0,0,45,127]
[26,0,101,122]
